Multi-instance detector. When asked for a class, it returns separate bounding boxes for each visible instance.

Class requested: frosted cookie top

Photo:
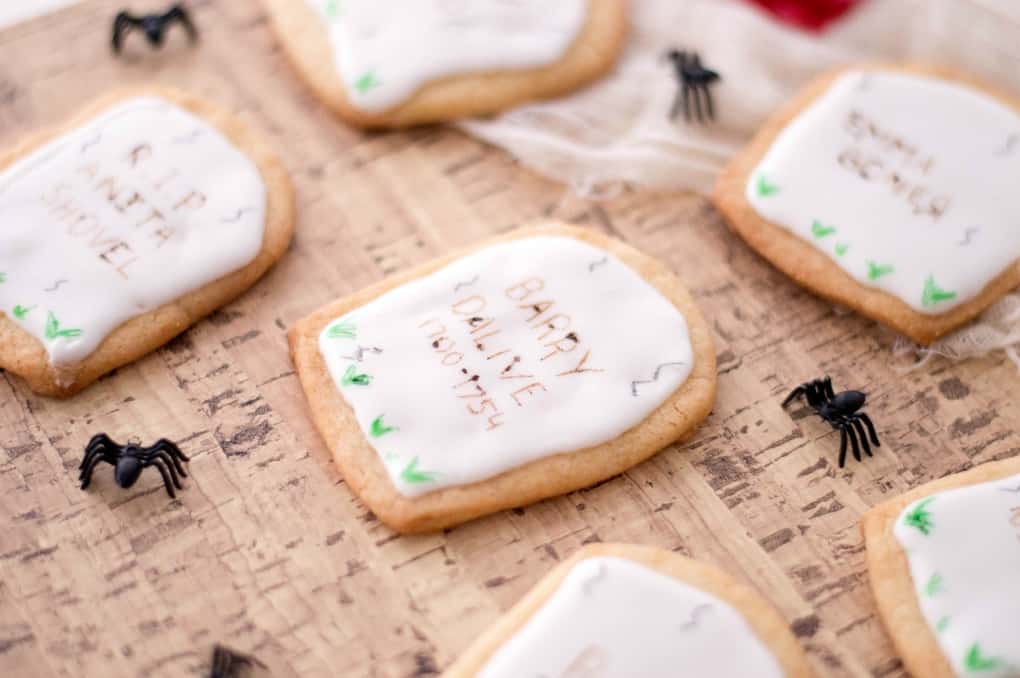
[318,236,694,497]
[894,472,1020,676]
[0,97,267,366]
[306,0,588,112]
[746,70,1020,315]
[477,556,785,678]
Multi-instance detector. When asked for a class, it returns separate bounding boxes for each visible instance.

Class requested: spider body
[79,434,190,498]
[113,452,146,488]
[113,4,198,54]
[816,389,865,419]
[667,50,721,123]
[782,377,880,468]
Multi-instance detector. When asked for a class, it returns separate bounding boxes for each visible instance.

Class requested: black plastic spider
[79,434,190,498]
[112,4,198,54]
[667,50,721,123]
[782,376,881,468]
[210,644,265,678]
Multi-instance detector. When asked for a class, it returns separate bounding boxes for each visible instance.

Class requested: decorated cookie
[289,224,715,533]
[714,66,1020,346]
[444,544,813,677]
[863,456,1020,678]
[262,0,627,128]
[0,90,294,397]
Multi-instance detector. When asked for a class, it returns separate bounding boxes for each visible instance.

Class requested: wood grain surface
[1,2,1017,677]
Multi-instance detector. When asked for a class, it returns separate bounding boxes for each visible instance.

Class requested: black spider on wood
[782,376,880,468]
[210,645,266,678]
[79,434,190,498]
[666,50,721,123]
[112,4,198,54]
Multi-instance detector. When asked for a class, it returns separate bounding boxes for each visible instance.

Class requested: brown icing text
[417,275,604,432]
[837,110,951,220]
[38,142,208,278]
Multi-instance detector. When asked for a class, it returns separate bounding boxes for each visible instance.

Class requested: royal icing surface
[318,236,694,497]
[894,472,1020,676]
[0,97,267,366]
[477,556,785,678]
[306,0,588,112]
[747,70,1020,315]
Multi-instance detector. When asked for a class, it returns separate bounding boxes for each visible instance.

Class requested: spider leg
[701,83,718,122]
[804,383,823,409]
[112,13,136,53]
[693,84,705,123]
[211,646,230,677]
[79,454,102,488]
[157,451,186,487]
[855,412,881,447]
[80,452,116,490]
[85,433,117,452]
[810,378,830,398]
[146,451,184,489]
[151,439,189,475]
[166,450,188,479]
[82,435,117,467]
[147,457,178,499]
[822,376,835,399]
[682,82,692,123]
[79,444,105,474]
[849,418,872,457]
[161,438,190,462]
[781,385,806,408]
[843,421,862,463]
[82,444,102,468]
[78,448,104,481]
[837,427,848,468]
[167,5,199,43]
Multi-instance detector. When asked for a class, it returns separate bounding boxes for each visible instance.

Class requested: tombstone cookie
[714,66,1020,346]
[0,90,294,397]
[863,456,1020,678]
[444,544,813,677]
[262,0,627,128]
[289,224,715,533]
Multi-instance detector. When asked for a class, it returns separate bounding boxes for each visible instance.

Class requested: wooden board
[1,2,1018,676]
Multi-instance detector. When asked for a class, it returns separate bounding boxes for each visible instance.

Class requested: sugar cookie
[863,456,1020,678]
[262,0,627,128]
[714,65,1020,346]
[0,89,294,397]
[289,224,715,533]
[444,543,813,677]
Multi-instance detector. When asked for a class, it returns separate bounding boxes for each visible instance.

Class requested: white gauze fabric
[893,292,1020,370]
[460,0,1020,366]
[460,0,1020,195]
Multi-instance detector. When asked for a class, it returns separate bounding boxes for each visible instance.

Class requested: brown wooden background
[1,1,1017,676]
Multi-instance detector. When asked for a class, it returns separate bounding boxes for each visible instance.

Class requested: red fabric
[744,0,861,31]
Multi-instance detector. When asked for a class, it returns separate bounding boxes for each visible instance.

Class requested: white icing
[477,556,785,678]
[318,236,694,497]
[306,0,588,112]
[893,472,1020,676]
[746,70,1020,315]
[0,97,267,366]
